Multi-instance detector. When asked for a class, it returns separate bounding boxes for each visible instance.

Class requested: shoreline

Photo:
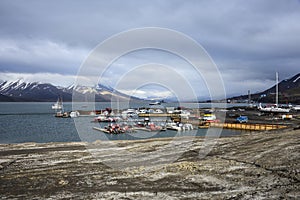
[0,128,299,199]
[0,126,292,145]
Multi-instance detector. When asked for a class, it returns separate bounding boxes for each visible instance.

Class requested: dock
[200,122,287,131]
[137,116,289,131]
[138,113,180,117]
[92,127,110,133]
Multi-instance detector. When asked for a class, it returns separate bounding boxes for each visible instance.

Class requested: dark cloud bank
[0,0,299,98]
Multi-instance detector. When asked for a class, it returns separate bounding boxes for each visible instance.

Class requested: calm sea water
[0,102,243,144]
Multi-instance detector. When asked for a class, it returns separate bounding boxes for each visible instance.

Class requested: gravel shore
[0,129,299,199]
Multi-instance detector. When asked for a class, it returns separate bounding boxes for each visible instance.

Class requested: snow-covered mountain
[0,79,140,102]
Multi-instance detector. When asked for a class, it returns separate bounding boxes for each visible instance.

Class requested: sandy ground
[0,129,299,199]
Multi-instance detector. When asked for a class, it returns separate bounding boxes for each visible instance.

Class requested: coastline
[0,129,299,199]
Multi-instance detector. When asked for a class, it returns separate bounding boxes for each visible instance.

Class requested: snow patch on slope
[293,76,300,83]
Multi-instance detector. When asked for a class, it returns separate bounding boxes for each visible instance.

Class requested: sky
[0,0,299,100]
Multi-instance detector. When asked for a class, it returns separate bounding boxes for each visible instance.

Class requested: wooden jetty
[138,113,180,118]
[200,122,287,131]
[93,127,110,133]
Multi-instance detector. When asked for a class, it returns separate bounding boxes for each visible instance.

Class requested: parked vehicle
[236,116,248,123]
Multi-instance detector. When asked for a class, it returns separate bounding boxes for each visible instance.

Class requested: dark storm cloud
[0,0,299,96]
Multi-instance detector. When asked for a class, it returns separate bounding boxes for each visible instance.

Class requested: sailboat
[52,97,63,110]
[258,72,290,113]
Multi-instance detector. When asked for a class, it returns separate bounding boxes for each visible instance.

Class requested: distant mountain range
[0,79,141,102]
[230,73,300,104]
[1,73,299,103]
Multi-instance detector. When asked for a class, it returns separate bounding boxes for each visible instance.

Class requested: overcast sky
[0,0,299,99]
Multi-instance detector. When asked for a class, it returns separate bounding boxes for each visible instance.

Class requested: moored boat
[55,111,70,118]
[258,72,291,113]
[70,111,80,118]
[166,122,193,131]
[149,101,161,105]
[93,114,119,122]
[52,98,63,110]
[134,122,166,132]
[93,123,135,134]
[258,103,290,113]
[292,105,300,111]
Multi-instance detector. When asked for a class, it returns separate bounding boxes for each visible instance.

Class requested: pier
[138,113,181,117]
[200,122,287,131]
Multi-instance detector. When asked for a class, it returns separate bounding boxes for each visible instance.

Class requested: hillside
[230,73,300,104]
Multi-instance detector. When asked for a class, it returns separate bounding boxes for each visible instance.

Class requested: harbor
[1,1,299,199]
[0,101,299,199]
[52,101,300,134]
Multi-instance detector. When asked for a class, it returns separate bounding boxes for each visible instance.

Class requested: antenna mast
[276,72,278,105]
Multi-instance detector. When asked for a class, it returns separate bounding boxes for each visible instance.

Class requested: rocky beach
[0,128,299,199]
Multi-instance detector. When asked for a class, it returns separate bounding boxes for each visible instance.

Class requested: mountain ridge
[229,73,300,104]
[1,72,299,103]
[0,79,142,102]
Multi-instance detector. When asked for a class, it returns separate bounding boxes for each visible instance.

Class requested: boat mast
[276,72,278,105]
[60,97,64,112]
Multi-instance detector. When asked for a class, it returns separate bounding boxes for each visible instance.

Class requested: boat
[166,122,193,131]
[93,127,110,134]
[55,111,70,118]
[200,112,219,122]
[179,110,191,119]
[292,105,300,111]
[121,109,138,119]
[93,123,135,134]
[258,103,290,113]
[52,98,63,110]
[258,72,290,113]
[70,111,80,118]
[93,114,119,122]
[149,101,161,105]
[134,119,166,132]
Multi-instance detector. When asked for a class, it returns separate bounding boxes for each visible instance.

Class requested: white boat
[179,110,191,119]
[166,122,193,131]
[70,111,80,118]
[201,113,217,121]
[292,105,300,111]
[52,98,63,110]
[258,72,290,113]
[154,109,164,113]
[166,122,182,131]
[121,109,138,119]
[149,101,161,105]
[93,114,119,122]
[258,103,290,113]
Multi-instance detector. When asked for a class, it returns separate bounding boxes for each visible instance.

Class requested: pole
[248,90,251,103]
[276,72,278,105]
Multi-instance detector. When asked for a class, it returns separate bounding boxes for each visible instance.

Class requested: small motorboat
[149,101,161,105]
[166,122,193,131]
[292,105,300,111]
[93,114,119,122]
[70,111,80,118]
[134,123,166,132]
[55,111,70,118]
[93,123,135,134]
